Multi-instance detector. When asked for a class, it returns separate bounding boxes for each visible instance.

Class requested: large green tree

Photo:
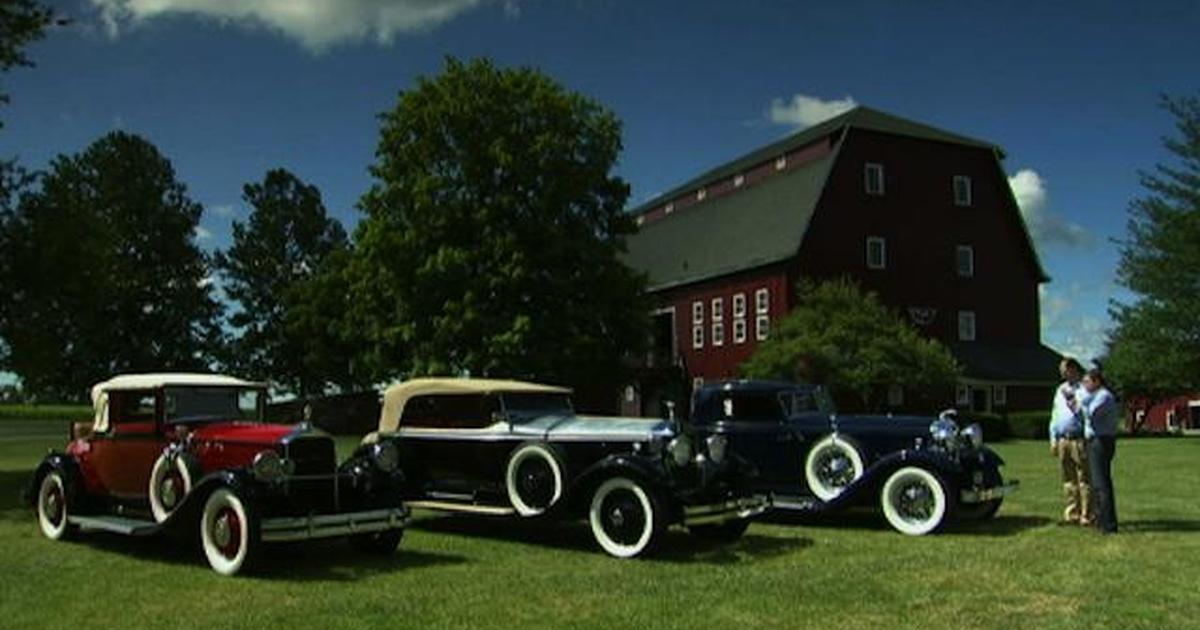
[1106,94,1200,397]
[0,132,221,400]
[349,57,648,394]
[215,168,352,396]
[741,279,960,412]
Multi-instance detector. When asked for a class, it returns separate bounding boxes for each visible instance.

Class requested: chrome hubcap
[44,490,62,522]
[609,507,626,528]
[897,482,934,520]
[213,514,231,547]
[160,477,178,508]
[818,452,854,487]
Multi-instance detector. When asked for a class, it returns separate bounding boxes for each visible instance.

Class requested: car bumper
[260,506,411,542]
[960,480,1019,504]
[681,495,769,526]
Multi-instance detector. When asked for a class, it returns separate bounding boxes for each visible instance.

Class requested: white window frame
[733,318,747,344]
[712,321,725,346]
[711,297,723,322]
[692,324,704,349]
[755,288,769,315]
[733,293,746,318]
[755,314,769,341]
[956,245,974,278]
[958,310,977,342]
[692,300,703,325]
[864,162,885,195]
[867,236,886,270]
[993,385,1007,406]
[953,175,972,207]
[956,384,970,406]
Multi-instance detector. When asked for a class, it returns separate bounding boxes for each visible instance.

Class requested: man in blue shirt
[1048,358,1090,525]
[1081,368,1119,534]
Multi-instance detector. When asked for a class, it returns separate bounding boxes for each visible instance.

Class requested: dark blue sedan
[687,380,1017,535]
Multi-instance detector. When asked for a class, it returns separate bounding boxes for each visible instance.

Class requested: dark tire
[588,476,664,558]
[36,469,77,541]
[200,487,259,576]
[350,529,404,555]
[958,498,1003,521]
[689,519,750,543]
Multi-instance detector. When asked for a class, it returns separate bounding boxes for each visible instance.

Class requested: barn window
[755,314,770,341]
[733,318,747,344]
[865,163,885,195]
[696,188,707,202]
[775,156,787,171]
[692,300,703,325]
[733,293,746,318]
[956,245,974,277]
[692,324,704,349]
[712,321,725,346]
[993,385,1007,406]
[867,237,886,270]
[953,175,972,206]
[956,385,970,406]
[665,202,675,214]
[755,288,769,314]
[958,311,976,341]
[711,297,724,322]
[734,173,745,187]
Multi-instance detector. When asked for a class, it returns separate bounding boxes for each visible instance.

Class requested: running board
[770,496,823,513]
[407,500,516,516]
[68,515,159,536]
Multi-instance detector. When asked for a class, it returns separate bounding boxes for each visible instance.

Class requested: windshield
[500,392,574,421]
[164,387,264,424]
[780,386,837,416]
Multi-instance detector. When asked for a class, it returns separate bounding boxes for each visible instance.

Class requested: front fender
[566,454,671,513]
[25,452,81,508]
[156,469,256,533]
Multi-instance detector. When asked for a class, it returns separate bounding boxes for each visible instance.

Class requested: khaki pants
[1057,438,1093,524]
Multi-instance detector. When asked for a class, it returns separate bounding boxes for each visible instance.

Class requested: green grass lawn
[2,421,1198,630]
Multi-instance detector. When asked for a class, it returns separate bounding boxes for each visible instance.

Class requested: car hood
[511,414,674,442]
[826,413,938,439]
[189,422,298,446]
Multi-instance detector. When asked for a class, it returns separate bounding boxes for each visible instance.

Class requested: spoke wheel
[200,488,256,576]
[505,444,564,516]
[589,477,662,558]
[880,466,951,536]
[149,453,194,523]
[37,471,74,540]
[804,435,865,501]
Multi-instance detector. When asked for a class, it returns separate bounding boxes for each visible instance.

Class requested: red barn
[1126,394,1200,434]
[621,106,1061,415]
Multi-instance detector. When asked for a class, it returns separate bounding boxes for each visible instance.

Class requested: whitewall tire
[804,434,865,501]
[149,452,194,523]
[506,443,564,517]
[200,488,256,576]
[36,471,73,540]
[880,466,951,536]
[588,477,661,558]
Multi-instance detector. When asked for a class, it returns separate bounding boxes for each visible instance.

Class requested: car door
[88,388,168,501]
[712,391,802,492]
[398,393,505,500]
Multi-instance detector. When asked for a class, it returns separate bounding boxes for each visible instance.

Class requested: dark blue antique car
[687,380,1017,535]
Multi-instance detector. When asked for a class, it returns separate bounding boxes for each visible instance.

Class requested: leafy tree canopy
[741,279,960,412]
[350,57,648,395]
[0,131,221,400]
[0,0,53,119]
[215,168,353,396]
[1107,94,1200,397]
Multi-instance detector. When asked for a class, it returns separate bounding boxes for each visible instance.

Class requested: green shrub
[0,404,91,422]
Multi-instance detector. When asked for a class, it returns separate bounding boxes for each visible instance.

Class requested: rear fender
[25,453,81,508]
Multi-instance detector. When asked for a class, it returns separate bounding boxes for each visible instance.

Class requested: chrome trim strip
[681,496,769,526]
[406,500,516,515]
[259,507,410,542]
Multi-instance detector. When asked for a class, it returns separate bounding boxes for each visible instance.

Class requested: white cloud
[194,225,212,241]
[1040,282,1110,365]
[767,94,857,129]
[208,203,235,218]
[90,0,498,51]
[1007,168,1092,249]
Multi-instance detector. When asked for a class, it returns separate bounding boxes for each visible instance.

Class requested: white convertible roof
[375,378,571,435]
[90,373,265,404]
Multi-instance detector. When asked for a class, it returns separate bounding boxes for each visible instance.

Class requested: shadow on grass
[410,513,810,564]
[27,528,466,581]
[760,508,1052,537]
[1119,519,1200,533]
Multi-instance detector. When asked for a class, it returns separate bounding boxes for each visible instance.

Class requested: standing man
[1049,358,1091,525]
[1081,368,1119,534]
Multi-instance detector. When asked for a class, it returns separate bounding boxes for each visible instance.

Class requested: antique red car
[27,373,410,575]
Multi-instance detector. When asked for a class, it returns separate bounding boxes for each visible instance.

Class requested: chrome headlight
[667,436,693,467]
[929,418,959,445]
[252,450,285,482]
[961,423,984,449]
[705,435,728,465]
[370,441,399,473]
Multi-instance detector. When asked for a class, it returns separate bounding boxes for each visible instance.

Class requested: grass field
[2,420,1198,630]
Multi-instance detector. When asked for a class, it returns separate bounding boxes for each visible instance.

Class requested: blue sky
[3,0,1198,373]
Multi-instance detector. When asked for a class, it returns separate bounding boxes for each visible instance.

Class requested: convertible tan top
[89,373,266,433]
[373,378,572,437]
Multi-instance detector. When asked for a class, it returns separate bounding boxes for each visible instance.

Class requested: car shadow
[760,508,1052,537]
[410,513,810,564]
